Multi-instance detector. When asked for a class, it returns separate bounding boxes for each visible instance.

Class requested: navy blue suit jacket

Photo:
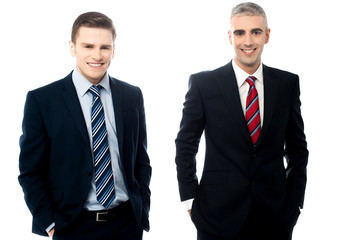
[19,72,151,236]
[175,62,308,238]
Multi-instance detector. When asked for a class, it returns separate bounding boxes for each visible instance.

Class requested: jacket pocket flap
[201,171,229,185]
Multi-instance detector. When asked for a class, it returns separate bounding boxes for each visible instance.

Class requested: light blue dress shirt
[47,69,130,232]
[72,68,129,211]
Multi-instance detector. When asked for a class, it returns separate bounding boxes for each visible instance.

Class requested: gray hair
[231,2,268,26]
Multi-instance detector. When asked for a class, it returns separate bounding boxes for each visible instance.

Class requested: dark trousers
[197,208,296,240]
[53,201,143,240]
[197,226,293,240]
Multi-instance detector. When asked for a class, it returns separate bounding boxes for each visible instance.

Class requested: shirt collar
[72,68,111,97]
[231,59,264,87]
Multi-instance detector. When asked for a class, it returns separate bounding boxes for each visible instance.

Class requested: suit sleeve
[284,77,309,208]
[18,91,54,234]
[134,89,152,216]
[175,75,205,201]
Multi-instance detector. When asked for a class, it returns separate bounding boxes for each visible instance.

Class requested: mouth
[88,62,104,67]
[241,48,256,55]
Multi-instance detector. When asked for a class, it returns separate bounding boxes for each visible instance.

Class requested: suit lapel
[214,62,253,145]
[255,65,279,147]
[61,73,90,148]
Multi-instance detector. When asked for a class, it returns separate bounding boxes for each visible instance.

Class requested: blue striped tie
[89,85,115,209]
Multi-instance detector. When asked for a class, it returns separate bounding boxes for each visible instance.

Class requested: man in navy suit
[175,2,308,240]
[18,12,151,240]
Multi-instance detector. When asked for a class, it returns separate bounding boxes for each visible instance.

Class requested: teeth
[243,49,255,53]
[89,63,102,67]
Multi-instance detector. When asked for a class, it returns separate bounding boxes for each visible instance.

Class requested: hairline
[72,26,116,44]
[230,3,268,29]
[230,13,268,30]
[71,12,116,44]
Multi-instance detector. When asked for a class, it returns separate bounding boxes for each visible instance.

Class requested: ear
[265,28,271,44]
[228,30,233,45]
[69,40,76,57]
[112,44,115,59]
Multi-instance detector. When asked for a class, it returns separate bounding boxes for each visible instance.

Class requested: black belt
[81,201,130,222]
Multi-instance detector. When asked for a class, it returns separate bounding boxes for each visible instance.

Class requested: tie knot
[89,85,101,98]
[246,76,257,87]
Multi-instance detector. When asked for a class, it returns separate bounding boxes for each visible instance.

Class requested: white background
[1,0,360,239]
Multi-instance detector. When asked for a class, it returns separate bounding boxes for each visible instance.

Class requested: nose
[244,32,254,47]
[92,48,102,61]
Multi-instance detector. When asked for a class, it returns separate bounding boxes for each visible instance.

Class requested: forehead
[75,27,114,44]
[230,15,267,30]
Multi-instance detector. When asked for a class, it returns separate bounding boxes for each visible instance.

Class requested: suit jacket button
[87,171,92,176]
[252,180,256,186]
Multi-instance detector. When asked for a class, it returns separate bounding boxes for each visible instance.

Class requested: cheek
[76,57,86,65]
[232,38,243,47]
[106,55,113,64]
[104,51,114,60]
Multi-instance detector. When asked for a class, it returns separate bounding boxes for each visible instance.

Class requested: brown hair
[71,12,116,43]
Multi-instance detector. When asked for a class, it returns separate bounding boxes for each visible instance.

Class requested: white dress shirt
[183,60,265,210]
[232,60,264,127]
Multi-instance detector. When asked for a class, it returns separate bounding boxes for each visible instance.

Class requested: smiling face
[228,15,270,75]
[69,27,114,84]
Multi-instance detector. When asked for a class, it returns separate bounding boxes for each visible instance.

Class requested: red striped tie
[245,76,261,144]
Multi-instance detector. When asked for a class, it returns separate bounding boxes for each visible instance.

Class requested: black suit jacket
[18,72,151,236]
[175,62,308,238]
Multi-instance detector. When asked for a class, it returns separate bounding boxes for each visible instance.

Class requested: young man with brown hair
[19,12,151,240]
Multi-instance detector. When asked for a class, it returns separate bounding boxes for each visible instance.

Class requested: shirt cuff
[182,199,194,210]
[46,222,55,233]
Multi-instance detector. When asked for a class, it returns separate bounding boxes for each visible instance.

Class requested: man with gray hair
[175,2,308,239]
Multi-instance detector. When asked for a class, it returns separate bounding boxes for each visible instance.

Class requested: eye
[234,30,245,36]
[251,29,264,35]
[84,45,92,49]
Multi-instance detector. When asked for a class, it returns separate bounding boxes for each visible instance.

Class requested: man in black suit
[18,12,151,240]
[175,2,308,240]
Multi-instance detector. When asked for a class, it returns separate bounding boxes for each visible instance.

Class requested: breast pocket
[271,104,290,128]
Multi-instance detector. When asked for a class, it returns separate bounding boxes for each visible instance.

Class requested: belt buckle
[96,211,108,222]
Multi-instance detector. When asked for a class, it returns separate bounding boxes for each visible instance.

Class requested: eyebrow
[233,28,264,34]
[251,28,264,33]
[80,43,113,48]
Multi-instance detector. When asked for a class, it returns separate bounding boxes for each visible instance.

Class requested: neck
[234,58,261,75]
